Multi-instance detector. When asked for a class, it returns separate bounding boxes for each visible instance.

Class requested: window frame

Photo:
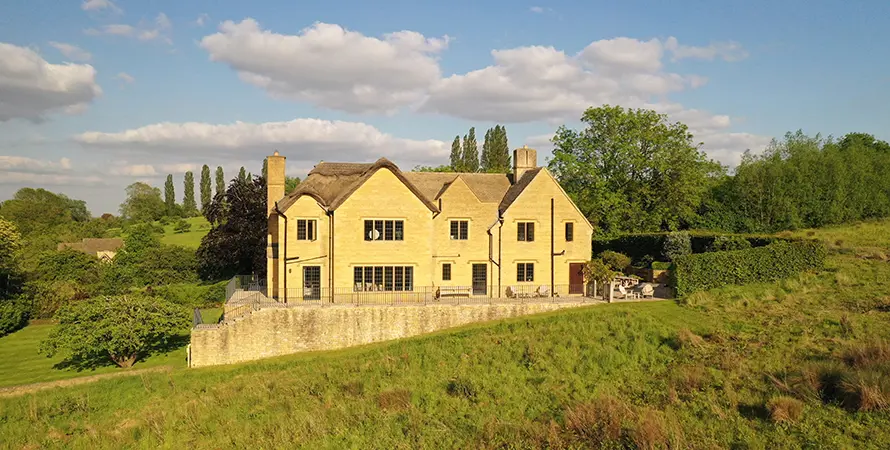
[517,222,535,242]
[516,262,535,282]
[296,219,317,241]
[565,222,574,242]
[442,263,452,281]
[363,219,405,241]
[353,265,415,291]
[449,220,469,240]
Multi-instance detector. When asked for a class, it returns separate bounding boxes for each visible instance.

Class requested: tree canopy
[120,182,165,222]
[40,295,189,368]
[197,175,267,280]
[550,105,724,236]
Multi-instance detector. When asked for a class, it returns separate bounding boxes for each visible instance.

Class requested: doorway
[472,264,487,296]
[303,266,321,300]
[569,263,584,295]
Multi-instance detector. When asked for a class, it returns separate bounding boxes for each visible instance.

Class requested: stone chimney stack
[512,145,537,183]
[267,151,286,215]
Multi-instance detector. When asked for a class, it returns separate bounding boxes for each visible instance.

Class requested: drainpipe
[498,218,503,297]
[551,198,555,297]
[327,210,335,303]
[273,201,288,303]
[486,216,501,298]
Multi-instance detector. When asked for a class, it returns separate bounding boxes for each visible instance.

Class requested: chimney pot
[512,146,537,183]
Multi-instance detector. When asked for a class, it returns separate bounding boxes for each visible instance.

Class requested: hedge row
[672,240,827,297]
[592,232,778,264]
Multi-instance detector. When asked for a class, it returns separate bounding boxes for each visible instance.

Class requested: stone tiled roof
[277,158,539,215]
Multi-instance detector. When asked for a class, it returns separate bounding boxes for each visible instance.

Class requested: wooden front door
[569,263,584,294]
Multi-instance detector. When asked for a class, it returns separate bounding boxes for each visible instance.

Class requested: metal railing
[192,308,203,326]
[226,275,267,302]
[261,284,598,306]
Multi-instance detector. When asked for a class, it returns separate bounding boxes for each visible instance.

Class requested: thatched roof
[277,158,539,215]
[58,238,124,254]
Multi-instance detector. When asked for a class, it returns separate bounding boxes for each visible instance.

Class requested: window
[450,220,469,240]
[364,220,404,241]
[565,222,574,242]
[353,266,414,291]
[516,263,535,282]
[517,222,535,241]
[442,263,452,281]
[296,219,316,240]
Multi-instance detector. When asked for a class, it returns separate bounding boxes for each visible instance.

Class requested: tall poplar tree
[462,127,479,172]
[200,165,212,212]
[481,128,493,172]
[490,125,511,173]
[183,171,198,217]
[449,136,462,171]
[164,174,175,216]
[215,166,225,196]
[238,167,247,182]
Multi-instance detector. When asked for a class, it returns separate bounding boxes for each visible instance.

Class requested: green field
[159,216,211,248]
[1,221,889,448]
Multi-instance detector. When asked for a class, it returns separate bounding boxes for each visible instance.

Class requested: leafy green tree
[215,166,225,196]
[164,174,176,216]
[462,127,479,172]
[491,125,511,173]
[183,171,198,217]
[238,167,247,182]
[285,176,301,194]
[0,188,90,235]
[550,105,723,236]
[413,165,454,172]
[261,158,268,180]
[40,295,190,368]
[35,249,101,285]
[481,128,492,172]
[662,231,692,262]
[450,136,462,171]
[120,182,165,223]
[200,165,212,213]
[0,218,22,299]
[198,176,267,280]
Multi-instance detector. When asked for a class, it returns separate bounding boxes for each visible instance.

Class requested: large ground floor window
[353,266,414,291]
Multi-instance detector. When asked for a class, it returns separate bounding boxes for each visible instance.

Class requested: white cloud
[110,164,157,176]
[48,42,92,62]
[74,118,450,168]
[664,37,748,62]
[115,72,135,83]
[84,13,172,44]
[200,19,450,114]
[0,156,72,174]
[81,0,121,13]
[529,6,545,13]
[195,13,210,27]
[0,43,102,121]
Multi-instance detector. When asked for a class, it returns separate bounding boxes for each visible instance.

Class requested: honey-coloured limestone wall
[189,302,593,368]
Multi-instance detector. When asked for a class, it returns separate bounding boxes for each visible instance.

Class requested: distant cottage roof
[277,158,540,215]
[58,238,124,254]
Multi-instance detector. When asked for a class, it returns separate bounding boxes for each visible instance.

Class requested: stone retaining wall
[189,301,595,368]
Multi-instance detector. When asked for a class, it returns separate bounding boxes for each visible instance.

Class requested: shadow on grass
[52,334,190,371]
[737,403,770,421]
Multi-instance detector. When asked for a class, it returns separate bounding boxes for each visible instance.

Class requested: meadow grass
[159,216,210,248]
[1,221,890,448]
[0,325,187,389]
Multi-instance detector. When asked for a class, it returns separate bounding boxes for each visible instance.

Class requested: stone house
[264,146,593,302]
[58,238,124,262]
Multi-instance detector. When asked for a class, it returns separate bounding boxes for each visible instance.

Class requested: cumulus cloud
[109,164,157,176]
[0,156,72,174]
[200,19,450,114]
[195,13,210,27]
[74,118,450,168]
[0,43,102,121]
[48,42,92,62]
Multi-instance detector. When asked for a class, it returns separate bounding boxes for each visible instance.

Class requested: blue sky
[1,0,888,214]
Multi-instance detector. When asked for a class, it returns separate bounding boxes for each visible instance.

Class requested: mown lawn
[159,216,210,248]
[1,221,889,448]
[0,324,189,389]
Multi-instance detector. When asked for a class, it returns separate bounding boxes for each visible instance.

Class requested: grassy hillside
[1,220,889,448]
[159,216,210,248]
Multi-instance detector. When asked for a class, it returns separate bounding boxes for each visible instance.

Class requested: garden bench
[437,286,471,298]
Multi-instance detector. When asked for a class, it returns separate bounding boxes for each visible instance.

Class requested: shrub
[662,231,691,262]
[840,370,890,411]
[592,232,778,265]
[158,216,171,226]
[631,409,670,450]
[707,235,752,252]
[0,299,29,337]
[173,219,192,234]
[842,340,890,369]
[673,240,827,296]
[766,396,804,423]
[40,295,190,368]
[599,250,631,271]
[564,395,631,446]
[446,377,479,402]
[651,261,673,270]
